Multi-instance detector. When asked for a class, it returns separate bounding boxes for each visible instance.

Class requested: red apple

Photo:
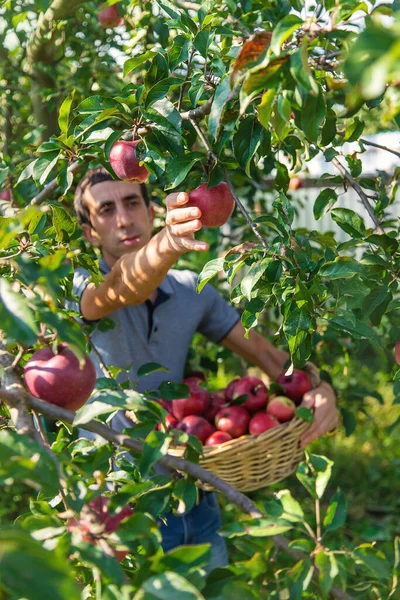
[177,415,215,444]
[0,189,11,202]
[165,413,179,429]
[172,378,210,421]
[267,396,296,422]
[249,412,279,435]
[276,369,311,405]
[159,398,173,413]
[395,341,400,365]
[187,182,235,228]
[110,140,150,183]
[98,3,123,28]
[24,343,96,411]
[203,390,226,422]
[288,176,303,190]
[215,405,250,438]
[205,430,232,446]
[225,376,268,413]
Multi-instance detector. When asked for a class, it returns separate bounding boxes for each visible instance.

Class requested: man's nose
[116,205,133,228]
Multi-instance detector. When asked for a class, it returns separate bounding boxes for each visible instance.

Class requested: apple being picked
[215,405,250,439]
[276,369,311,405]
[187,182,235,227]
[267,396,296,422]
[24,343,96,411]
[98,3,123,28]
[225,376,268,412]
[110,140,150,183]
[177,415,215,444]
[249,412,279,435]
[205,431,232,446]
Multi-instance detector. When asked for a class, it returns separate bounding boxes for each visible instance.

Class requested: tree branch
[331,156,384,234]
[29,158,89,206]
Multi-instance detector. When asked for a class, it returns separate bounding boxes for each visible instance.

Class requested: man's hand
[300,381,339,447]
[164,191,209,253]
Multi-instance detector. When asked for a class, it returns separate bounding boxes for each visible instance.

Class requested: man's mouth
[120,235,141,246]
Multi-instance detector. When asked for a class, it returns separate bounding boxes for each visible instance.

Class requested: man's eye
[100,206,113,214]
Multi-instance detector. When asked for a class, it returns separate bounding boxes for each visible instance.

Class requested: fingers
[165,206,202,227]
[165,191,189,210]
[300,392,316,409]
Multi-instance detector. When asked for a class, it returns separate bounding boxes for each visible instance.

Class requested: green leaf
[315,551,339,597]
[197,258,225,292]
[314,189,338,220]
[58,89,75,134]
[194,29,214,58]
[257,88,276,129]
[295,407,313,423]
[165,153,203,189]
[123,51,156,76]
[75,542,124,585]
[0,529,80,600]
[276,489,304,522]
[330,314,381,348]
[0,430,59,494]
[330,208,366,238]
[311,454,334,499]
[50,205,76,242]
[137,362,170,377]
[362,287,392,326]
[270,14,303,55]
[208,77,231,141]
[319,257,364,279]
[222,517,293,538]
[140,430,172,477]
[0,278,38,345]
[323,489,347,533]
[240,257,271,300]
[134,571,205,600]
[73,390,130,425]
[151,544,211,576]
[301,86,326,143]
[233,117,262,177]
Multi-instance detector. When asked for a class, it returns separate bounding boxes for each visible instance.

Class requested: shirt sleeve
[197,281,241,343]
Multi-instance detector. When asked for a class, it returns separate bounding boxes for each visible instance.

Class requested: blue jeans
[159,491,228,576]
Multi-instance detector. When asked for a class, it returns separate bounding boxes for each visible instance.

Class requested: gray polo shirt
[71,257,240,434]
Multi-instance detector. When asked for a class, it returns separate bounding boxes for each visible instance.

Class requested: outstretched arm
[80,192,206,321]
[220,321,339,446]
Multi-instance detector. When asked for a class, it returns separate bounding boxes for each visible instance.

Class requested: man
[71,167,338,571]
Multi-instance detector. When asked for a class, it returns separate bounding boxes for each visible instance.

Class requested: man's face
[82,179,155,267]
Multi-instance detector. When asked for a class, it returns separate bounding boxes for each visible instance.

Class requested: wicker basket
[168,363,320,492]
[168,415,310,492]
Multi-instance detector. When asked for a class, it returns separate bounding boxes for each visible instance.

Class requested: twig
[359,137,400,160]
[178,48,195,112]
[331,156,384,234]
[29,158,89,206]
[224,170,269,250]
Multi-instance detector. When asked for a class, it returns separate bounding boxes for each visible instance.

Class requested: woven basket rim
[168,416,310,458]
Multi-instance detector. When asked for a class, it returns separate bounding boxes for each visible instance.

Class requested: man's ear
[82,223,101,248]
[148,202,156,226]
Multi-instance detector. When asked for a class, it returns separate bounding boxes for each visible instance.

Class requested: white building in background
[291,132,399,242]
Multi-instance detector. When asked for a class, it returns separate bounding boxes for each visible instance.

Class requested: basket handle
[303,361,321,389]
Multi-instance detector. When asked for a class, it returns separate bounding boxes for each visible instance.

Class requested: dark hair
[73,166,150,226]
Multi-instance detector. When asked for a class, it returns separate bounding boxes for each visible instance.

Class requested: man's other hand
[165,192,209,253]
[300,380,339,447]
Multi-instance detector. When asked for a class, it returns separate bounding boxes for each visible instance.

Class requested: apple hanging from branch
[110,140,150,183]
[187,182,235,227]
[24,343,97,411]
[98,3,123,28]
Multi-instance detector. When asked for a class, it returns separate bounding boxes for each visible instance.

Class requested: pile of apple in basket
[158,369,312,446]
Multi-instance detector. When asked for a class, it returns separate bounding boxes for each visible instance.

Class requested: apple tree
[0,1,400,599]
